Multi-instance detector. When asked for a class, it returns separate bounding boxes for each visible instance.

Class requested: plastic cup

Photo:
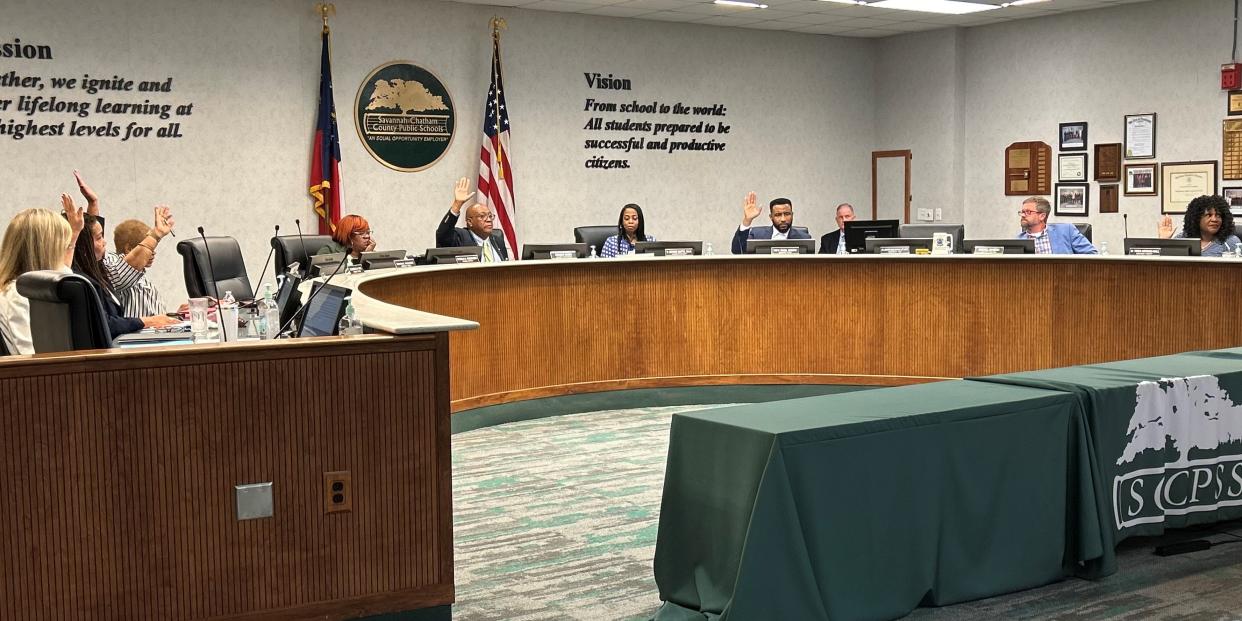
[189,298,209,340]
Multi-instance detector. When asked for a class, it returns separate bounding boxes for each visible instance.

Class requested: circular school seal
[354,61,455,172]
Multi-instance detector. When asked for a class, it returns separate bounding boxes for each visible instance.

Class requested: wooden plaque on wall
[1100,184,1119,213]
[1095,143,1122,182]
[1224,120,1242,180]
[1005,141,1052,195]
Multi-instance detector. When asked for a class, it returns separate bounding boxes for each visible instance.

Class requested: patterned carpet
[450,405,1242,621]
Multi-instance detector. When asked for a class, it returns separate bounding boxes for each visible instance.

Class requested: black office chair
[16,271,113,353]
[176,236,254,300]
[271,234,333,278]
[573,226,616,255]
[1074,223,1093,242]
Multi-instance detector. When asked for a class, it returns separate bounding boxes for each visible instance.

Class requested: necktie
[482,239,494,262]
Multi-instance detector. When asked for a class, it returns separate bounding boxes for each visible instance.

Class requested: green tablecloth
[653,381,1101,621]
[652,348,1242,621]
[980,348,1242,550]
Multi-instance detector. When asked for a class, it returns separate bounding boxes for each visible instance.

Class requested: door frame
[871,150,912,223]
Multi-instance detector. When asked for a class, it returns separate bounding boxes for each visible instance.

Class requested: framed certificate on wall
[1125,113,1157,159]
[1160,160,1217,214]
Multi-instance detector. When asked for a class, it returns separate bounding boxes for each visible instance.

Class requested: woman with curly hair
[1158,195,1240,257]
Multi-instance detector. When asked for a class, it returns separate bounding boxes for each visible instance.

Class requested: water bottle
[338,299,364,336]
[1099,241,1109,255]
[218,290,239,342]
[704,242,714,256]
[589,245,597,259]
[258,283,280,339]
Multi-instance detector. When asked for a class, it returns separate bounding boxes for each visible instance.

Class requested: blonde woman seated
[1157,195,1240,257]
[0,197,84,354]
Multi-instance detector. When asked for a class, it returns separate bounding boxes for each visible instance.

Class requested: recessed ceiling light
[1003,0,1049,5]
[714,0,769,7]
[817,0,868,4]
[868,0,1000,14]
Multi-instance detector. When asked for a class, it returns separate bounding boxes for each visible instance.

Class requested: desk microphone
[253,224,279,294]
[1123,213,1129,239]
[197,226,222,300]
[276,250,349,337]
[295,218,310,278]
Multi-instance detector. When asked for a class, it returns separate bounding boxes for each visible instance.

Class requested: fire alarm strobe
[1222,63,1241,90]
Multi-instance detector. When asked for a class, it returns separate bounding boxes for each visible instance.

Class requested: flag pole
[490,17,507,183]
[316,2,336,33]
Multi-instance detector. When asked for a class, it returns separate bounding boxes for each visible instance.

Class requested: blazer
[818,229,845,254]
[1017,223,1097,254]
[731,225,812,254]
[435,208,509,261]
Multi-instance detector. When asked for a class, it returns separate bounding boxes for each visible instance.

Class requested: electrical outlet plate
[934,208,943,221]
[917,208,933,221]
[324,471,352,514]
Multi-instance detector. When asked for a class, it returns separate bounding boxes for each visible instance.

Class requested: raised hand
[1157,215,1175,239]
[61,193,85,236]
[73,170,100,214]
[741,191,760,226]
[454,177,476,204]
[152,205,175,238]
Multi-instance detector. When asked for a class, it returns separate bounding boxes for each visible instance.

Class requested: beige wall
[3,0,875,301]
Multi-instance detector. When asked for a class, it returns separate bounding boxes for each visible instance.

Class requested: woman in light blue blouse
[600,204,654,257]
[1157,195,1240,257]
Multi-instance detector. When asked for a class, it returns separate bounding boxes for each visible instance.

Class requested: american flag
[477,30,517,257]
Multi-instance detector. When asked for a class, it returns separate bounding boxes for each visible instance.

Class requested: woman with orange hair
[316,214,376,261]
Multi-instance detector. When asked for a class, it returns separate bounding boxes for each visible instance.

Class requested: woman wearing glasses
[317,214,376,261]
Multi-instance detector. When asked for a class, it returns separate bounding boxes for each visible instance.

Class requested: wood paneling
[0,334,453,620]
[358,257,1242,411]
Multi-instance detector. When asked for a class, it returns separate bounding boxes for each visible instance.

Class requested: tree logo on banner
[1113,375,1242,530]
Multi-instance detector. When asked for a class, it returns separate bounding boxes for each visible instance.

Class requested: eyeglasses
[351,229,374,237]
[1018,210,1039,216]
[470,213,496,221]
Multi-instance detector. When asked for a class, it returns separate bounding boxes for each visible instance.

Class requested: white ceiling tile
[639,10,706,20]
[693,14,773,25]
[790,22,856,34]
[520,0,599,10]
[743,19,813,29]
[611,0,687,9]
[841,27,903,37]
[778,11,853,24]
[580,5,659,16]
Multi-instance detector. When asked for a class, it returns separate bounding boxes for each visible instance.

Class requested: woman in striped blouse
[600,204,654,258]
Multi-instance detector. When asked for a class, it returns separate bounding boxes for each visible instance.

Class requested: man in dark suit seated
[818,203,856,255]
[435,178,509,262]
[730,192,811,254]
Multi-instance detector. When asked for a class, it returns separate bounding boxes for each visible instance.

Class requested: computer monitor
[843,220,900,253]
[360,249,408,270]
[864,237,934,254]
[310,252,348,276]
[633,241,703,256]
[962,239,1035,255]
[745,239,816,254]
[297,283,351,337]
[899,224,965,253]
[424,246,484,264]
[521,243,589,260]
[275,272,303,332]
[1123,237,1202,256]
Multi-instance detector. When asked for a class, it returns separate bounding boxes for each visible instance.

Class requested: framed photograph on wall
[1124,113,1157,159]
[1055,183,1089,216]
[1224,187,1242,216]
[1058,153,1087,181]
[1229,91,1242,116]
[1059,122,1088,151]
[1124,163,1158,196]
[1160,160,1218,214]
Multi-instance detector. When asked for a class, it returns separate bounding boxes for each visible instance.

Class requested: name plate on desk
[454,255,480,263]
[1130,247,1162,257]
[879,246,911,255]
[664,248,694,257]
[972,246,1005,255]
[770,246,801,255]
[394,258,417,268]
[348,265,365,274]
[549,250,578,260]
